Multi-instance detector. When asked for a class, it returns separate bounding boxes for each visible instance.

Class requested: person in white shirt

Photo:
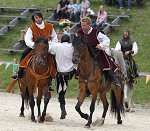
[11,11,58,88]
[49,34,75,119]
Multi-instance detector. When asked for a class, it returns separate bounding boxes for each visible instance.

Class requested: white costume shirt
[85,28,110,50]
[25,21,58,48]
[115,41,138,56]
[49,42,74,73]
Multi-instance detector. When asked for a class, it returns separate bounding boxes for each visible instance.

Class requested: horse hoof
[32,119,37,123]
[60,111,67,119]
[125,108,130,112]
[117,120,122,124]
[38,116,45,123]
[19,113,25,117]
[84,124,90,128]
[125,102,129,108]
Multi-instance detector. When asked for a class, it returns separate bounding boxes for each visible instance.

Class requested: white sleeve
[132,42,138,55]
[48,29,58,44]
[49,43,56,55]
[97,32,110,50]
[115,41,121,51]
[25,28,34,48]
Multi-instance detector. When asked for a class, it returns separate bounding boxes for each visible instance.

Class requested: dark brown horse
[72,36,124,128]
[18,36,56,123]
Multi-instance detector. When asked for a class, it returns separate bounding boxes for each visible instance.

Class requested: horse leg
[19,95,25,117]
[124,81,128,103]
[36,88,42,117]
[124,82,130,110]
[115,90,123,124]
[75,90,89,121]
[38,91,51,123]
[93,92,109,126]
[128,89,133,110]
[29,94,37,122]
[84,93,97,128]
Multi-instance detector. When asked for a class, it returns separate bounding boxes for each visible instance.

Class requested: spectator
[65,0,75,20]
[63,26,71,36]
[49,34,75,119]
[73,0,81,20]
[19,25,29,44]
[75,0,90,22]
[119,0,132,11]
[91,5,107,29]
[54,0,69,21]
[80,6,90,20]
[56,29,63,42]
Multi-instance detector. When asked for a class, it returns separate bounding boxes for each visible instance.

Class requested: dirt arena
[0,92,150,131]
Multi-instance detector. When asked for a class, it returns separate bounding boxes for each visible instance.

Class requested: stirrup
[11,74,18,80]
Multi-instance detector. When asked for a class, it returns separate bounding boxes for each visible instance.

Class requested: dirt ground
[0,92,150,131]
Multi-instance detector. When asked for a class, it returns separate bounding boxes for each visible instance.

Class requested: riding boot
[60,104,67,119]
[105,70,121,90]
[48,80,54,92]
[11,68,24,80]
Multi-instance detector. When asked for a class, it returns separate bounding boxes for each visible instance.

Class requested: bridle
[73,41,102,85]
[28,41,50,92]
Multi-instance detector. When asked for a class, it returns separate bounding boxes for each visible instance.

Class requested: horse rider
[115,29,138,109]
[76,17,121,90]
[49,34,75,119]
[115,29,139,81]
[11,11,58,91]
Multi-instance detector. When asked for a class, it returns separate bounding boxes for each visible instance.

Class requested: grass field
[0,0,149,104]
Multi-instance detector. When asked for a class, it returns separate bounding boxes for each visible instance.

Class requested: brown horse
[72,36,124,128]
[18,36,55,123]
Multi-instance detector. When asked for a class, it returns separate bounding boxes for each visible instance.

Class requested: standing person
[54,0,69,21]
[77,17,121,90]
[91,5,107,29]
[11,11,58,91]
[49,34,75,119]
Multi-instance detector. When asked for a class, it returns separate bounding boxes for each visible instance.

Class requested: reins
[28,49,50,93]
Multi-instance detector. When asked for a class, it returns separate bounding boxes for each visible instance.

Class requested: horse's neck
[80,46,94,71]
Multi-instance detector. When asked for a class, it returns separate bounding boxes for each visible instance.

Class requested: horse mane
[35,36,48,45]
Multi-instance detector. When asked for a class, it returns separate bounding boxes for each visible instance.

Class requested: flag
[146,75,150,84]
[5,62,11,70]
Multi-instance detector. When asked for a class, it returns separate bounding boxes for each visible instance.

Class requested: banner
[146,75,150,84]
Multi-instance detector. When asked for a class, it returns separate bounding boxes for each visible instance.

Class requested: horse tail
[110,89,124,117]
[24,86,29,109]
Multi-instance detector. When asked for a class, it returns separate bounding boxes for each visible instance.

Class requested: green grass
[0,0,150,104]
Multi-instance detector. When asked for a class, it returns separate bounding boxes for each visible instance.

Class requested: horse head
[33,36,49,66]
[72,36,86,64]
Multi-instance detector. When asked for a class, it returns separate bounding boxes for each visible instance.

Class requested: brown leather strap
[7,79,17,93]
